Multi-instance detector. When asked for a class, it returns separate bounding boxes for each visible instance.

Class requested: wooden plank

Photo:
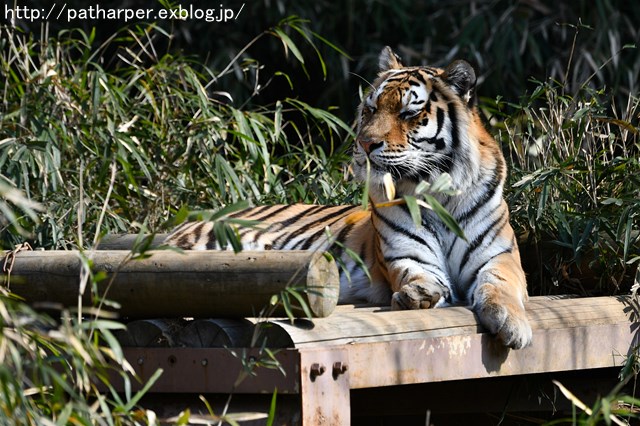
[5,250,339,318]
[344,321,635,389]
[118,347,301,394]
[105,295,637,416]
[260,296,636,347]
[252,296,637,389]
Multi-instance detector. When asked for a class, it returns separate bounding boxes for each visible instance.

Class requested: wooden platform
[4,247,639,424]
[116,295,639,425]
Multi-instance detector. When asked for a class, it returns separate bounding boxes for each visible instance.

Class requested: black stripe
[399,202,437,240]
[274,205,323,227]
[445,237,457,260]
[413,136,446,151]
[238,227,255,239]
[327,222,356,259]
[435,154,453,174]
[448,103,460,150]
[400,268,409,284]
[278,205,356,249]
[424,100,432,115]
[456,169,502,225]
[206,225,218,249]
[436,107,445,136]
[371,215,392,247]
[229,204,269,219]
[252,204,297,222]
[385,75,408,83]
[238,205,301,242]
[251,205,323,246]
[371,203,430,247]
[459,210,509,268]
[270,205,341,248]
[383,255,439,270]
[467,245,515,285]
[296,212,354,250]
[174,230,194,249]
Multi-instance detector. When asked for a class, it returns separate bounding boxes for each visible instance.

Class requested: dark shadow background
[7,0,640,122]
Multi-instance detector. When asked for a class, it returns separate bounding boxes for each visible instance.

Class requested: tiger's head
[353,47,499,201]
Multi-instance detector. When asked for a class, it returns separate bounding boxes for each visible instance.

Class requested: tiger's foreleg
[371,206,454,310]
[386,257,452,310]
[472,251,532,349]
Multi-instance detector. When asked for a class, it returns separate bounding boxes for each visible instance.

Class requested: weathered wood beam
[261,295,636,347]
[98,234,167,250]
[258,295,639,388]
[115,294,637,390]
[5,250,339,318]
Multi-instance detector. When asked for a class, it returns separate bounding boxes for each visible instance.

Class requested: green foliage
[0,20,355,250]
[0,17,350,424]
[492,76,640,296]
[2,2,640,423]
[153,0,640,121]
[0,287,161,425]
[545,333,640,426]
[545,379,640,425]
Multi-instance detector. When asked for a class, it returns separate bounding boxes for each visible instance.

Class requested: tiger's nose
[357,137,384,154]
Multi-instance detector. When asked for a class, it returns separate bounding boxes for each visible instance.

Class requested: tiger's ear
[442,60,476,105]
[378,46,403,72]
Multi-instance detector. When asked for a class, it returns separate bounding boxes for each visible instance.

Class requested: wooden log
[98,234,167,250]
[116,319,187,347]
[5,250,339,318]
[177,319,253,348]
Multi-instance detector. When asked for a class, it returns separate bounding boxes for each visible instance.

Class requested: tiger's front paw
[475,289,532,349]
[391,280,448,310]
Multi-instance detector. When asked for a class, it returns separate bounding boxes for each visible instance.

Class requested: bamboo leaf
[286,287,313,319]
[272,28,305,65]
[122,368,163,412]
[383,173,395,201]
[422,194,467,241]
[403,195,422,228]
[266,388,278,426]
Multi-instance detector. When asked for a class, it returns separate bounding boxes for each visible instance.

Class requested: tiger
[165,47,532,349]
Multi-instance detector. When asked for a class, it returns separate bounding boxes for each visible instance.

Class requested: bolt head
[309,362,326,378]
[332,361,348,376]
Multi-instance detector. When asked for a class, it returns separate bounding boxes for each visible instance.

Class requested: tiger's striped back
[164,204,392,303]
